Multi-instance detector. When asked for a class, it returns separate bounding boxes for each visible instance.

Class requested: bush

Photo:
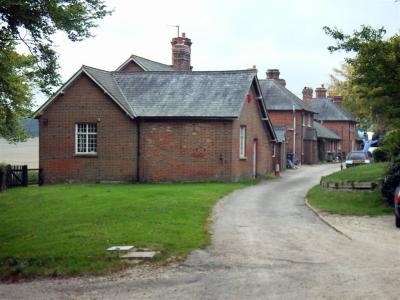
[382,129,400,161]
[372,148,388,162]
[381,161,400,206]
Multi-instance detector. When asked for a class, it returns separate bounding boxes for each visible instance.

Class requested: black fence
[0,165,43,192]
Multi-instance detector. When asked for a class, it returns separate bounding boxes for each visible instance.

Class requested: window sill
[239,156,247,160]
[74,153,98,158]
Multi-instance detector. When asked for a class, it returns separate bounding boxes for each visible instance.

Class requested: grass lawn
[321,162,388,183]
[307,186,393,215]
[0,181,255,280]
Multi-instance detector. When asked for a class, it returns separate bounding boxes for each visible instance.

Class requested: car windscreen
[349,152,367,160]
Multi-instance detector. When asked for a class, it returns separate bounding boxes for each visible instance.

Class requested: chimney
[171,32,192,71]
[332,95,343,107]
[315,84,327,98]
[266,69,286,87]
[302,87,313,103]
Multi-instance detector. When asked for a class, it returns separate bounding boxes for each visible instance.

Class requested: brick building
[34,34,277,183]
[303,85,358,158]
[259,70,318,165]
[313,121,341,161]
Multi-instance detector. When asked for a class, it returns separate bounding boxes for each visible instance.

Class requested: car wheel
[396,215,400,228]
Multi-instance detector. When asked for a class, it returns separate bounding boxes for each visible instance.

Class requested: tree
[327,63,374,131]
[0,1,111,142]
[324,25,400,132]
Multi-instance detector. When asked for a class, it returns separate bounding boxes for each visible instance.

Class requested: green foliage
[307,186,392,215]
[381,129,400,161]
[381,161,400,206]
[320,162,388,183]
[372,148,388,162]
[0,1,111,142]
[324,25,400,131]
[0,182,254,279]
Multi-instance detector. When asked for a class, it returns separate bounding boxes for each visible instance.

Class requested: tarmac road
[1,164,399,299]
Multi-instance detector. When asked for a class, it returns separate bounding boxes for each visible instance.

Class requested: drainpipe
[136,119,141,182]
[293,105,296,160]
[301,111,304,164]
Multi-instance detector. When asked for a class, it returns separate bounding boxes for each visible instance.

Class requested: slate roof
[313,121,341,140]
[304,127,317,141]
[310,98,357,122]
[116,55,174,71]
[35,67,261,119]
[83,66,135,116]
[273,125,286,143]
[259,79,317,113]
[113,70,257,117]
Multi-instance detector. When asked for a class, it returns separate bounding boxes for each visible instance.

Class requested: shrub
[382,129,400,161]
[381,161,400,206]
[372,148,388,162]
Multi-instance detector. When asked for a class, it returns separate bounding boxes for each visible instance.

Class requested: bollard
[275,163,280,177]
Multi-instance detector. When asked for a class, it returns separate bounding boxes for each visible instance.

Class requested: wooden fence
[0,165,43,192]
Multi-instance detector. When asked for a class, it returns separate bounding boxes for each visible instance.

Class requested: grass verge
[321,162,388,183]
[0,181,256,280]
[307,185,392,215]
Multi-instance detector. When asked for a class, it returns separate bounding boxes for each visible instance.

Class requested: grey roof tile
[118,55,174,71]
[304,127,317,141]
[273,125,286,142]
[83,66,135,116]
[313,121,341,140]
[112,70,257,117]
[259,80,317,113]
[310,98,357,122]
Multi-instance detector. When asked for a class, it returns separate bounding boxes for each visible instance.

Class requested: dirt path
[1,164,399,299]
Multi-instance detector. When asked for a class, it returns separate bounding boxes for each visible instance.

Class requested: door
[252,139,257,178]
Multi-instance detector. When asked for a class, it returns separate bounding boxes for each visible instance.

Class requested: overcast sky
[41,0,400,106]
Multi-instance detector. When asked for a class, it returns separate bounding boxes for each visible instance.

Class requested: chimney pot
[302,87,313,103]
[266,69,286,87]
[315,84,327,98]
[171,33,192,71]
[332,95,343,107]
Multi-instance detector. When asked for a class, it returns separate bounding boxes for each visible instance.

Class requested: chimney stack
[302,87,313,103]
[332,95,343,107]
[315,84,327,98]
[171,32,192,71]
[266,69,286,87]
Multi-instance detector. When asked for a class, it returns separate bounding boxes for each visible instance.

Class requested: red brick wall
[322,121,357,156]
[138,119,232,182]
[231,88,274,180]
[119,61,144,72]
[39,73,137,184]
[269,110,310,163]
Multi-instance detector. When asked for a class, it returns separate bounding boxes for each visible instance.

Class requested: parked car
[345,151,373,168]
[395,185,400,228]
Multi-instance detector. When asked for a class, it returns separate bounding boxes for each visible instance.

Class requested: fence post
[39,168,44,186]
[22,165,28,187]
[5,165,12,188]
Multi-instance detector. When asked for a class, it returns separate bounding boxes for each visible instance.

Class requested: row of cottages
[259,69,318,165]
[34,33,357,184]
[34,34,278,184]
[302,84,359,159]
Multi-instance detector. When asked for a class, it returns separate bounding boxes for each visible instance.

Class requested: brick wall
[39,73,137,184]
[322,121,357,156]
[269,110,312,163]
[138,119,232,182]
[231,88,274,180]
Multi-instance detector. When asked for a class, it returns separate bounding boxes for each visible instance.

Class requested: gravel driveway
[1,164,399,299]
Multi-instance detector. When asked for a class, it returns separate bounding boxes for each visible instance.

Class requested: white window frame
[239,126,246,158]
[75,123,97,154]
[272,143,276,157]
